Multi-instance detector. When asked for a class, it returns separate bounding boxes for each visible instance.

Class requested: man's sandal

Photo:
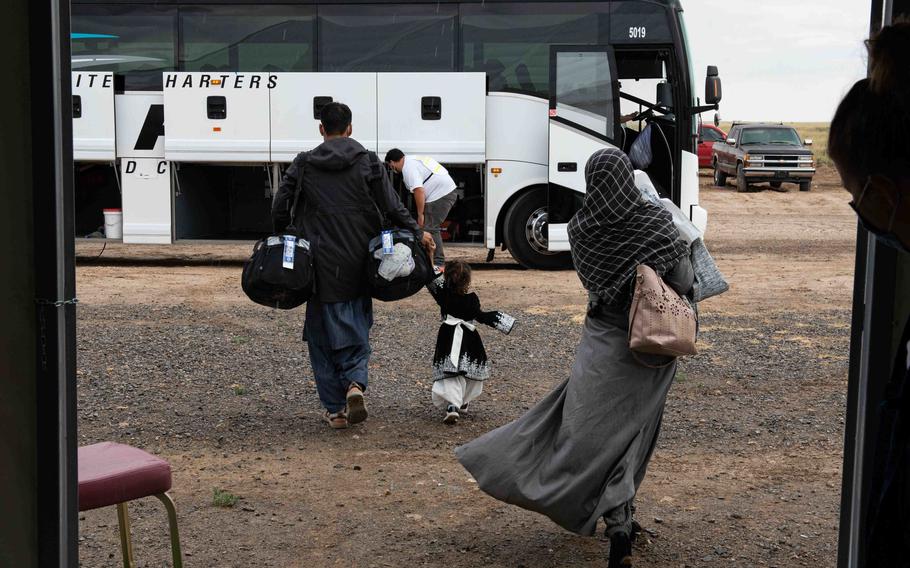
[324,410,348,430]
[346,383,368,425]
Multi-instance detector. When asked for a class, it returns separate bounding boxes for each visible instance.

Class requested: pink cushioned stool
[78,442,183,567]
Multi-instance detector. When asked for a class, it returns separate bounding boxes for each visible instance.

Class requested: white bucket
[103,208,123,239]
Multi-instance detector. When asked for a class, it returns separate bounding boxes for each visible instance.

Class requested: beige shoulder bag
[628,264,697,361]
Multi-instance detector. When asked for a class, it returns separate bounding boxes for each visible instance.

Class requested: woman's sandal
[324,410,348,430]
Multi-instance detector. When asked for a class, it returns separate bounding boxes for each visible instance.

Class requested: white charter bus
[71,0,721,269]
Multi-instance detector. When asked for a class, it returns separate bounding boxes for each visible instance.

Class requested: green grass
[718,121,831,166]
[212,488,238,508]
[231,384,247,396]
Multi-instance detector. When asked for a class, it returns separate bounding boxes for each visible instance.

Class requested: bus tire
[503,188,573,270]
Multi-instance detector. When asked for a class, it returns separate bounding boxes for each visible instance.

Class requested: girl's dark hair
[829,19,910,187]
[867,17,910,96]
[444,260,471,295]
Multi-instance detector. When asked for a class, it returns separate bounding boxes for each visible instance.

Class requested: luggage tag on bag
[381,230,394,255]
[282,235,297,269]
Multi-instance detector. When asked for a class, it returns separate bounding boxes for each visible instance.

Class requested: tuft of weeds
[231,384,247,396]
[212,488,238,508]
[231,336,250,345]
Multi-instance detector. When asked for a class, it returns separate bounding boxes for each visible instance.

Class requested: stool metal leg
[116,503,135,568]
[154,493,184,568]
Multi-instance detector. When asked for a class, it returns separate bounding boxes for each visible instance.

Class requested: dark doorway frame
[1,0,78,565]
[837,1,910,566]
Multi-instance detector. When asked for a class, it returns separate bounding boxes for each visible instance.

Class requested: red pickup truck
[697,125,726,168]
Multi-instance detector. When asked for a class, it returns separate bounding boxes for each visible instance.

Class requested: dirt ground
[75,166,856,567]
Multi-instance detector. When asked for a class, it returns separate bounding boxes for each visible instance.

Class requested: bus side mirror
[705,65,722,105]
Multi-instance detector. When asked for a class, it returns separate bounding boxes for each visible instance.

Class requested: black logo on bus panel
[164,74,278,89]
[134,104,165,151]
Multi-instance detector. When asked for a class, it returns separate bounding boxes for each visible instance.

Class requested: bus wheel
[504,188,573,270]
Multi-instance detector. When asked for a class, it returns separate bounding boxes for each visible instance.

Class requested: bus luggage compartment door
[116,93,171,243]
[72,72,115,162]
[270,73,378,162]
[120,159,172,244]
[163,72,271,162]
[547,46,620,252]
[377,73,485,164]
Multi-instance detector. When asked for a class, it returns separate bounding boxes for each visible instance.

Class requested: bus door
[546,46,620,251]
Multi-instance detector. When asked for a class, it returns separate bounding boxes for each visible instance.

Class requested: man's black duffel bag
[242,153,313,309]
[241,234,314,309]
[366,228,434,302]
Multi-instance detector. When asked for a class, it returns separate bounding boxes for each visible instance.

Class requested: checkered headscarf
[568,147,688,308]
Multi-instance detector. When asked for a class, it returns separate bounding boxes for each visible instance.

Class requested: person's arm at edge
[413,186,426,227]
[370,154,435,252]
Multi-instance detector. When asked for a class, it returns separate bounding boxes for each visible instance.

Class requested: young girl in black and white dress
[427,260,515,424]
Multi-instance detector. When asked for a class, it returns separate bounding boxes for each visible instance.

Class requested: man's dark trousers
[304,296,372,413]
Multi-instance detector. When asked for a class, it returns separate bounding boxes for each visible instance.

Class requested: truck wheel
[713,160,727,187]
[503,188,573,270]
[799,180,811,192]
[736,163,749,193]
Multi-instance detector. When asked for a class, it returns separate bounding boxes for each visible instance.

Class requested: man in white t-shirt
[385,148,458,267]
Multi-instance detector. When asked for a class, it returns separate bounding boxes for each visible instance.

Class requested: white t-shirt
[401,155,457,203]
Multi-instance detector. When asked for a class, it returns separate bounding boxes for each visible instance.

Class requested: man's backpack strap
[366,150,386,183]
[364,151,390,229]
[286,151,308,232]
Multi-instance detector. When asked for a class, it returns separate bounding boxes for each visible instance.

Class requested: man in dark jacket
[272,102,433,429]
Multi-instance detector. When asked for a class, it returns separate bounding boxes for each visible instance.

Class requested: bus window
[610,1,673,44]
[180,7,316,73]
[71,6,176,91]
[318,5,456,72]
[460,3,609,98]
[554,50,616,139]
[617,52,670,125]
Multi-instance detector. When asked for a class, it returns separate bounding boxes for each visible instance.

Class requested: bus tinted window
[318,5,456,72]
[460,3,609,98]
[180,7,316,72]
[555,50,615,139]
[610,1,672,44]
[71,6,176,91]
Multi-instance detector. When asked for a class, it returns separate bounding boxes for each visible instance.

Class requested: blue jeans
[308,342,371,413]
[304,297,372,413]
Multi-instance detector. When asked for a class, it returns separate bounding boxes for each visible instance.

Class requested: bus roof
[73,0,681,6]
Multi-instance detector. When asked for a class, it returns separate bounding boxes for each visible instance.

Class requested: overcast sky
[682,0,870,123]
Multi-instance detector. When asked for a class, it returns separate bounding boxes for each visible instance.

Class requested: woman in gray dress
[456,147,693,567]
